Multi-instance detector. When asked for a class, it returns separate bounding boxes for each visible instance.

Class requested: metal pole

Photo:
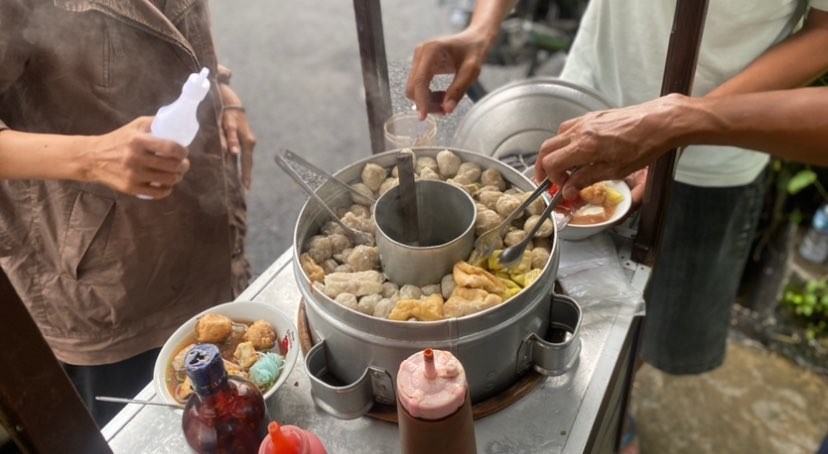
[632,0,710,266]
[353,0,393,155]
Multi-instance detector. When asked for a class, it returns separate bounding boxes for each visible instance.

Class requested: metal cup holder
[516,294,582,376]
[305,340,395,420]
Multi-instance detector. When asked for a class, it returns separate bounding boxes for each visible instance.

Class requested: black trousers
[62,348,161,428]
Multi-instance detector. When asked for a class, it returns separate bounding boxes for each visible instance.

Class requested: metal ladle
[275,150,375,246]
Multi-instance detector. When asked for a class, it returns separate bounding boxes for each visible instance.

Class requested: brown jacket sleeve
[0,0,32,254]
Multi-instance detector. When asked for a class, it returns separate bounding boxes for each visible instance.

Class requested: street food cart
[0,1,709,452]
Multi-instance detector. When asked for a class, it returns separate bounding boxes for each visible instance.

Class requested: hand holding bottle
[85,116,190,199]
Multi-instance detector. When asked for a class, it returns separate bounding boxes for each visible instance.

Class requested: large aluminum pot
[293,147,567,419]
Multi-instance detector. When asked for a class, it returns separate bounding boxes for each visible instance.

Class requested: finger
[223,115,241,155]
[561,165,616,200]
[131,116,154,132]
[136,135,189,160]
[131,167,185,187]
[130,180,174,200]
[537,136,579,183]
[557,117,579,134]
[442,58,480,115]
[139,151,190,174]
[240,128,256,190]
[406,46,440,120]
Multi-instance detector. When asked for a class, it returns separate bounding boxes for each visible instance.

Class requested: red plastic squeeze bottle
[182,343,269,453]
[396,348,477,454]
[258,421,328,454]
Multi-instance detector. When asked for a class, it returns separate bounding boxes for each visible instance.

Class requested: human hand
[406,29,489,120]
[219,83,256,190]
[87,116,190,199]
[534,95,683,199]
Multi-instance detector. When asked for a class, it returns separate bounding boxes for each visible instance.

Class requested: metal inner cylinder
[374,179,476,286]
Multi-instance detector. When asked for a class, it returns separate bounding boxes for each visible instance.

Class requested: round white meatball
[480,168,507,191]
[361,163,387,192]
[436,150,462,178]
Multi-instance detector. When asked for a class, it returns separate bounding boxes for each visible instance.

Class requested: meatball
[495,194,522,218]
[436,149,461,178]
[346,245,381,272]
[418,167,441,180]
[379,177,399,196]
[196,313,233,343]
[416,156,439,175]
[361,163,387,192]
[480,168,507,191]
[453,162,482,184]
[477,190,503,211]
[350,182,375,205]
[306,235,334,264]
[475,209,502,236]
[243,320,278,350]
[335,293,359,310]
[504,229,526,247]
[524,215,555,238]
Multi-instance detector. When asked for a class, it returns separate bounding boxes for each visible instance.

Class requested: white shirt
[560,0,828,187]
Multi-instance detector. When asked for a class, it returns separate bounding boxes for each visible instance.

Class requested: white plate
[153,300,299,405]
[558,180,632,241]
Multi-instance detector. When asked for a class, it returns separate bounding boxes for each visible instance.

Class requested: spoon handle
[95,396,183,409]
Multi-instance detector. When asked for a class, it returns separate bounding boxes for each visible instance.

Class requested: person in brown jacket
[0,0,255,425]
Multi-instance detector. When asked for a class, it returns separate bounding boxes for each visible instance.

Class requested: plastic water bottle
[799,203,828,264]
[138,67,210,199]
[151,67,211,146]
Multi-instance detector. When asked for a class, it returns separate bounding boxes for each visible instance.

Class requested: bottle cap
[396,348,467,420]
[184,343,227,396]
[813,204,828,231]
[181,67,211,101]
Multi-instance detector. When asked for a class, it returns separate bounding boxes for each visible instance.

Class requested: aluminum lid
[451,77,613,160]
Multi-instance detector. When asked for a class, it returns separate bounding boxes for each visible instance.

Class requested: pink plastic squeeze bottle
[396,348,477,454]
[258,421,327,454]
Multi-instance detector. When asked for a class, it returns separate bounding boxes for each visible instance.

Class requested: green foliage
[783,279,828,340]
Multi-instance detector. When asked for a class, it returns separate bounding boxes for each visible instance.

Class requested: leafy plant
[783,279,828,340]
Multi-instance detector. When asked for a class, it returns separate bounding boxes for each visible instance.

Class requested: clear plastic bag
[557,233,645,316]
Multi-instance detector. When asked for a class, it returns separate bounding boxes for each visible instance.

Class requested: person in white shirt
[407,1,828,451]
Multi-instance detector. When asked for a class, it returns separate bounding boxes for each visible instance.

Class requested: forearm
[709,10,828,97]
[667,90,828,166]
[466,0,519,50]
[0,129,92,181]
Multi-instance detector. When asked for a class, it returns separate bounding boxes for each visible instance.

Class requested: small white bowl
[153,300,299,405]
[558,180,632,241]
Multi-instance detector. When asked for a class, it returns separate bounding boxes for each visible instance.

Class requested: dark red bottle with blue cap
[182,343,269,453]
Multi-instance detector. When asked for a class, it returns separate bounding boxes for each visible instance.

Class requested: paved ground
[209,0,458,277]
[631,336,828,454]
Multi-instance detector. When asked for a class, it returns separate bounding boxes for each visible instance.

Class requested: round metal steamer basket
[294,147,563,419]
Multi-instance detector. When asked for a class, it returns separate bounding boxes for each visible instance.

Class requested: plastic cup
[384,112,437,150]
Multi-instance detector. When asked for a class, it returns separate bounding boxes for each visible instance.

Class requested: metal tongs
[275,149,375,246]
[469,178,552,264]
[469,177,571,268]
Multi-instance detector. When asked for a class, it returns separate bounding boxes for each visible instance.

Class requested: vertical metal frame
[632,0,710,266]
[353,0,393,155]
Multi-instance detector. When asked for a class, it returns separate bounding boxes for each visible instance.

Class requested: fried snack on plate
[196,313,233,343]
[388,294,445,321]
[444,287,503,317]
[244,320,277,350]
[234,341,259,369]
